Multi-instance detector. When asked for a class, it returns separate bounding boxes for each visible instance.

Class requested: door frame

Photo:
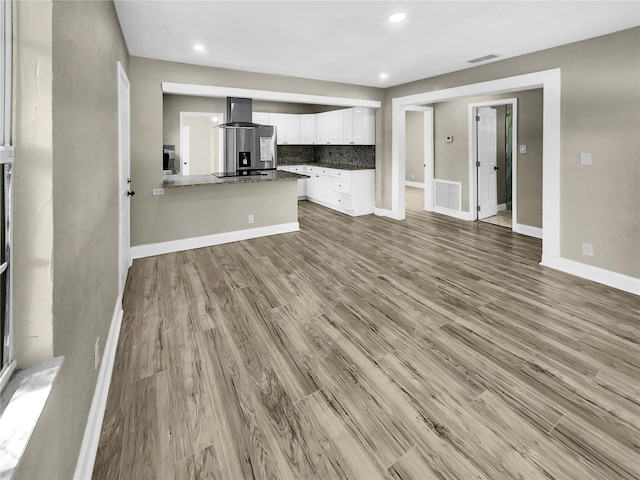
[391,68,560,260]
[469,98,518,230]
[117,61,131,297]
[403,106,434,211]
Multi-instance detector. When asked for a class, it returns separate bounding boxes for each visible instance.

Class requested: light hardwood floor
[93,190,640,480]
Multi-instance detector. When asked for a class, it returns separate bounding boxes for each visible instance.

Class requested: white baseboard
[514,223,543,239]
[74,298,124,480]
[497,203,507,212]
[405,181,425,189]
[541,254,640,295]
[432,206,474,221]
[374,208,405,220]
[131,222,300,259]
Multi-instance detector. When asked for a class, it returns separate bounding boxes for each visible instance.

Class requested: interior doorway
[470,98,518,232]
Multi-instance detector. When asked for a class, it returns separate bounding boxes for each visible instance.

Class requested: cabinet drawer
[333,170,351,181]
[333,192,351,209]
[332,179,350,194]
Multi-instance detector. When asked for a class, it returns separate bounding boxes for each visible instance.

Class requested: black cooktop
[212,170,267,178]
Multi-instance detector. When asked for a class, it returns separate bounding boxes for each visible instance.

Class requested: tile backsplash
[278,145,375,169]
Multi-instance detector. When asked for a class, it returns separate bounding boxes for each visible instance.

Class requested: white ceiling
[114,1,640,88]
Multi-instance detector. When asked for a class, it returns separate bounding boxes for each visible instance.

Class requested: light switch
[519,145,527,154]
[580,153,592,166]
[445,135,454,143]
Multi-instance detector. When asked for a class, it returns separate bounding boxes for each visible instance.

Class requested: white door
[117,62,131,294]
[181,125,190,175]
[477,107,498,219]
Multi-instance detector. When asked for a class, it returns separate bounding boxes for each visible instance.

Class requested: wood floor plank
[94,190,640,480]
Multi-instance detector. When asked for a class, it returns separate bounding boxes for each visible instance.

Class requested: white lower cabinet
[305,165,374,216]
[278,164,374,215]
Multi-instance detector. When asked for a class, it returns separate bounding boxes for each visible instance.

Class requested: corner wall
[14,1,129,479]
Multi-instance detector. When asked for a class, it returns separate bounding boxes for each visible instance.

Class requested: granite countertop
[281,162,374,171]
[163,170,308,188]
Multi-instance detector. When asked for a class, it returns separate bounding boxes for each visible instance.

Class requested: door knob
[127,191,136,196]
[494,166,500,170]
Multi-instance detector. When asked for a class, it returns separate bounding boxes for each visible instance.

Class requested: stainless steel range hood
[218,97,263,129]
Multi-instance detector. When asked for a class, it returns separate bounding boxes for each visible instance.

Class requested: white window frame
[0,0,16,392]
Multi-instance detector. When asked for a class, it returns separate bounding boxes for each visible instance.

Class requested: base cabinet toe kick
[278,165,375,216]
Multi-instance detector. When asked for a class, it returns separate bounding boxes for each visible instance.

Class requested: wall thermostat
[445,135,454,143]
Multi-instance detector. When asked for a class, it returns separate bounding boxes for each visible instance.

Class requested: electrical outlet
[582,242,594,257]
[153,188,165,196]
[248,214,254,224]
[580,153,592,166]
[94,337,100,370]
[411,173,415,179]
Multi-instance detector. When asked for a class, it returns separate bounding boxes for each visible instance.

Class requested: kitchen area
[161,96,376,217]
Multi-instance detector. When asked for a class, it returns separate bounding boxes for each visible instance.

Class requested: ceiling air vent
[467,54,501,64]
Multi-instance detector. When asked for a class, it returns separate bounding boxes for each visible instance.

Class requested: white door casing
[476,107,498,220]
[117,62,131,295]
[181,125,190,175]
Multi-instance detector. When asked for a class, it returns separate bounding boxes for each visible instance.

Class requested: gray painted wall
[14,1,129,479]
[384,28,639,277]
[130,56,383,247]
[405,111,425,184]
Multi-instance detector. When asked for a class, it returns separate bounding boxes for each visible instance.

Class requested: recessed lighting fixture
[388,12,406,23]
[380,73,389,80]
[211,116,219,122]
[193,43,205,52]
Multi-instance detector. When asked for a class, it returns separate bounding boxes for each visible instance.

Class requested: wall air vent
[434,179,461,211]
[467,54,501,64]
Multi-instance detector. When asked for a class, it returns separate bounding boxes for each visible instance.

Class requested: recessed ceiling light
[211,116,219,122]
[388,12,406,23]
[380,73,389,80]
[193,44,205,52]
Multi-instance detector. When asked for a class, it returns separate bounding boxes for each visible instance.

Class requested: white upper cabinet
[268,113,287,145]
[343,109,354,144]
[283,114,300,144]
[348,107,375,145]
[317,110,344,145]
[253,108,375,145]
[300,114,316,144]
[252,112,270,125]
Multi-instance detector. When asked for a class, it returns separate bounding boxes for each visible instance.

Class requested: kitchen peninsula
[162,169,307,188]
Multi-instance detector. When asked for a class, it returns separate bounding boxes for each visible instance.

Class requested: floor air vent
[434,180,462,211]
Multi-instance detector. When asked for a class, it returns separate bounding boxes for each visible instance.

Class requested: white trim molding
[405,181,425,189]
[541,255,640,296]
[131,222,300,259]
[374,208,405,221]
[514,223,543,239]
[162,82,381,109]
[497,203,507,212]
[74,299,124,480]
[432,206,474,222]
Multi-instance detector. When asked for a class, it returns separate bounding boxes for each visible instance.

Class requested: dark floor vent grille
[467,54,501,64]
